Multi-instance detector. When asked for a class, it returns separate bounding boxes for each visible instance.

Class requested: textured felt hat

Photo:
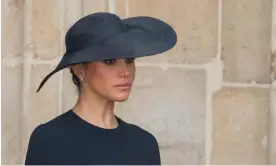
[36,12,177,92]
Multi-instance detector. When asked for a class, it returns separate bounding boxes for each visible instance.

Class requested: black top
[25,110,161,165]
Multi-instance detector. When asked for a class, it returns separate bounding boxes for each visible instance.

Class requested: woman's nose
[118,70,130,78]
[117,59,131,77]
[118,66,130,77]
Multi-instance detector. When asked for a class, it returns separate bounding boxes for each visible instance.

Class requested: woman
[25,12,177,165]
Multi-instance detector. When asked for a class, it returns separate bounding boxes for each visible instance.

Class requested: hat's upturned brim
[36,16,177,92]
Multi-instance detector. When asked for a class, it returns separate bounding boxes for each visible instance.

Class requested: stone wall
[2,0,275,165]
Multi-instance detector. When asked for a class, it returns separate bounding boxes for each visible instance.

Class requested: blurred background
[2,0,276,165]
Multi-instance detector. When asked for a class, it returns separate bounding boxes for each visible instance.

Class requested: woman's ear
[71,64,85,81]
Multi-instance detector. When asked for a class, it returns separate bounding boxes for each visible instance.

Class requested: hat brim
[36,16,177,92]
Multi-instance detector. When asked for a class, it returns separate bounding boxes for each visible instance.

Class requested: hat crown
[65,12,127,53]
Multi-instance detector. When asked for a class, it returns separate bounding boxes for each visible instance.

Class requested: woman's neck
[72,89,118,129]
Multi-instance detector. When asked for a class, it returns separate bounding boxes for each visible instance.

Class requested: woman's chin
[110,93,130,102]
[115,98,129,102]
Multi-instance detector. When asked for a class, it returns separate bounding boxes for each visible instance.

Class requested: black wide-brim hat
[36,12,177,92]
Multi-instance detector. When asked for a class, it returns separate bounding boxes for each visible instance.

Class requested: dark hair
[70,68,81,93]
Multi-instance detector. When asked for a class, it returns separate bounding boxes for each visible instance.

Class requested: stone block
[273,52,276,81]
[32,0,62,59]
[222,0,272,83]
[116,0,218,64]
[64,0,83,33]
[115,67,206,164]
[83,0,108,16]
[22,64,60,159]
[2,0,24,57]
[269,82,276,164]
[1,64,23,165]
[212,87,269,164]
[272,0,276,81]
[115,0,127,17]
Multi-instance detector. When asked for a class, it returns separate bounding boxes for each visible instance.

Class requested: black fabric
[25,110,161,165]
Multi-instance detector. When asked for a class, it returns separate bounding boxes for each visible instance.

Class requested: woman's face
[80,58,136,102]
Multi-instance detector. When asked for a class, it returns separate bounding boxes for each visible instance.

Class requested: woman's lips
[114,83,132,90]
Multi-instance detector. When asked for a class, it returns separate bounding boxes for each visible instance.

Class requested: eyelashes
[125,58,135,64]
[102,58,135,65]
[103,59,116,65]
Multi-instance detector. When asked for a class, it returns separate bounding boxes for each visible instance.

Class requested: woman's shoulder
[25,111,74,165]
[123,122,159,145]
[28,110,73,140]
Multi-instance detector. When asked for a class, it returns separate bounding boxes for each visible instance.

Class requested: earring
[80,77,83,82]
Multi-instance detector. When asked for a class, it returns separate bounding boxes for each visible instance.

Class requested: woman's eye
[103,59,116,65]
[125,58,135,64]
